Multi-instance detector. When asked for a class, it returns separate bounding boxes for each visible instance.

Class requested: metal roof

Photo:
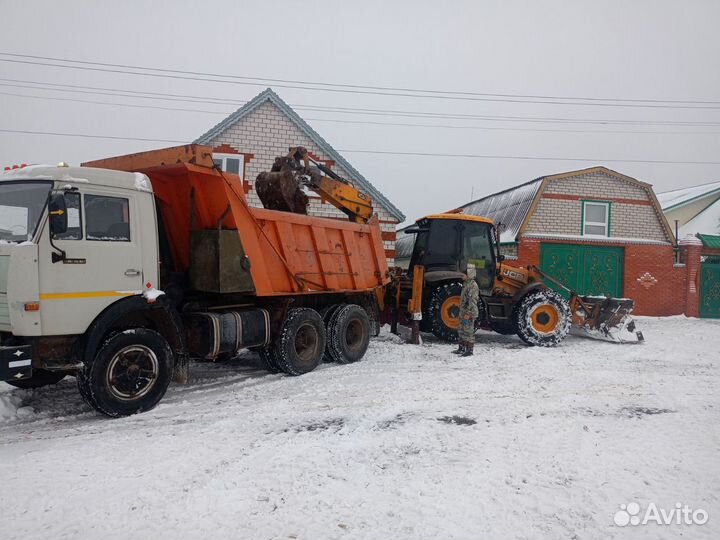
[194,88,404,222]
[697,233,720,249]
[459,177,544,243]
[657,180,720,211]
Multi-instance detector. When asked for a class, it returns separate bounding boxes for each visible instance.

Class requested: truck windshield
[0,181,53,242]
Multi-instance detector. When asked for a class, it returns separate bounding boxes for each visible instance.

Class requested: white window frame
[213,153,245,178]
[582,201,610,237]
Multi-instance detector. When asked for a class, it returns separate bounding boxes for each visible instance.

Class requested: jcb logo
[502,268,524,280]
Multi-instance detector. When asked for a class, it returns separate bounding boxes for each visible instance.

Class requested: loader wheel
[513,289,571,347]
[6,369,66,389]
[77,329,174,417]
[273,308,326,376]
[425,281,463,342]
[327,304,371,364]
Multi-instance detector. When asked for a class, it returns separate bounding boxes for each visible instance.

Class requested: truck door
[38,189,145,335]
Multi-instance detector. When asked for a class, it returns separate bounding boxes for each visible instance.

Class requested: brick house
[658,181,720,318]
[399,166,708,316]
[194,88,404,264]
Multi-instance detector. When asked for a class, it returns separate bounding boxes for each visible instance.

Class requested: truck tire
[77,328,174,417]
[513,289,571,347]
[259,348,282,374]
[5,369,66,389]
[273,308,326,376]
[425,281,463,342]
[326,304,371,364]
[319,304,343,362]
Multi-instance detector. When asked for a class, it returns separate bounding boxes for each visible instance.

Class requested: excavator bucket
[569,295,644,343]
[255,169,309,214]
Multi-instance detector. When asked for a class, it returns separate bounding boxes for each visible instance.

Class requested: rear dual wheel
[266,308,326,376]
[326,304,371,364]
[262,304,371,376]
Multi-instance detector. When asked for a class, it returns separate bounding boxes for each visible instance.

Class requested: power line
[2,78,719,127]
[2,128,719,165]
[0,128,185,144]
[337,149,720,165]
[1,51,718,107]
[5,90,718,135]
[2,54,720,110]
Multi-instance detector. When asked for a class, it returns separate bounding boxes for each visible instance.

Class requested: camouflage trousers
[458,316,476,343]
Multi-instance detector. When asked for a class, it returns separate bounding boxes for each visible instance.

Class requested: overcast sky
[1,0,718,224]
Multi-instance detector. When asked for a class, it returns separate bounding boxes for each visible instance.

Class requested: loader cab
[407,214,497,291]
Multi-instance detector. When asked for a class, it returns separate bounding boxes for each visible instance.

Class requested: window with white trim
[582,201,610,236]
[213,153,245,177]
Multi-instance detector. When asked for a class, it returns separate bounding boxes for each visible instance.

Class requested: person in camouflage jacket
[454,264,479,357]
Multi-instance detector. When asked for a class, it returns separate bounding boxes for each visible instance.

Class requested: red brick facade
[515,237,704,316]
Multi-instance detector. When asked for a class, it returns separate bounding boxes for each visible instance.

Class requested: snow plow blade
[569,295,644,343]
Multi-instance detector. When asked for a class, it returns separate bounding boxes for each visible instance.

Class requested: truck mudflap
[0,344,33,382]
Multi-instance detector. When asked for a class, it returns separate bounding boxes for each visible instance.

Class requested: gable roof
[657,180,720,211]
[194,88,404,222]
[457,166,674,243]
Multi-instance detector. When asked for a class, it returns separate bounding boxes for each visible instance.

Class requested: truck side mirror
[49,193,68,236]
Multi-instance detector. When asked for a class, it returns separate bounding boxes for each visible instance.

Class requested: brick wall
[514,238,689,316]
[623,244,686,316]
[208,100,399,264]
[525,171,669,242]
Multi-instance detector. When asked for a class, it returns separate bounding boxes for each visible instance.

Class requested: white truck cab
[0,164,183,416]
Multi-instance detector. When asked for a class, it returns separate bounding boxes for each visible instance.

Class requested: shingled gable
[194,87,404,222]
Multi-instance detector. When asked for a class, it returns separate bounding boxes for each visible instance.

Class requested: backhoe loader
[387,213,644,346]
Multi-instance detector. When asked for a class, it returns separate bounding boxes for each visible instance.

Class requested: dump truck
[387,212,643,345]
[0,145,388,416]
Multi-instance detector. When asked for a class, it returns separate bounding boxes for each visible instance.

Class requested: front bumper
[0,345,32,382]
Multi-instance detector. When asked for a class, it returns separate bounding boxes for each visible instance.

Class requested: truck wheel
[319,304,343,362]
[327,304,371,364]
[513,289,571,347]
[274,308,326,376]
[5,369,66,389]
[259,348,282,374]
[425,282,463,342]
[77,328,174,417]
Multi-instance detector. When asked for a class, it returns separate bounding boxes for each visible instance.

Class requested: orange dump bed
[83,145,390,297]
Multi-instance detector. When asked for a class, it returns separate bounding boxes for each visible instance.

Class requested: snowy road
[1,317,718,540]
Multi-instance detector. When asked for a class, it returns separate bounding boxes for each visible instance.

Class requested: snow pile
[0,386,31,421]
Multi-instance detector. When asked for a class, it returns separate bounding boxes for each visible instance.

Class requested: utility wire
[2,128,719,165]
[2,79,719,127]
[2,55,720,110]
[1,52,719,107]
[7,90,718,136]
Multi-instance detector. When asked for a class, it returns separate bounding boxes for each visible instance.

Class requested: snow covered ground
[1,316,718,540]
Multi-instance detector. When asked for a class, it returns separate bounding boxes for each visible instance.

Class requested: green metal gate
[540,244,624,298]
[700,262,720,318]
